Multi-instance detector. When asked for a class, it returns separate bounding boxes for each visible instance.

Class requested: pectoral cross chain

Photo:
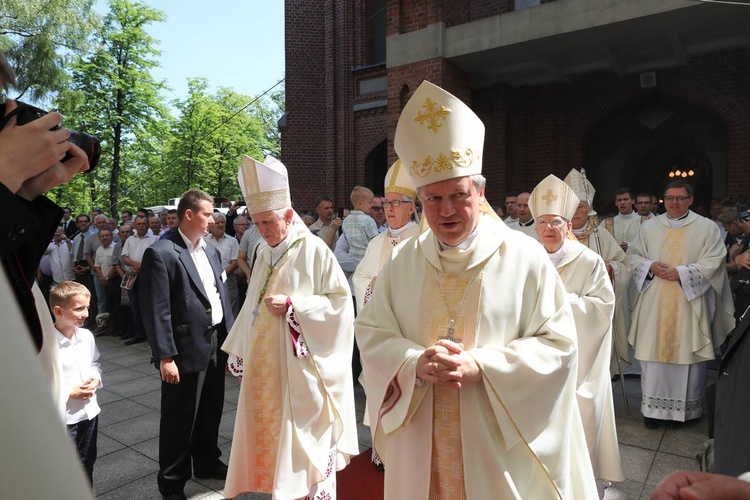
[438,318,462,343]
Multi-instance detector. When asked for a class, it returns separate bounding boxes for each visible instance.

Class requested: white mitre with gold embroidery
[384,159,416,199]
[237,155,291,215]
[394,81,484,188]
[529,174,580,221]
[563,168,597,216]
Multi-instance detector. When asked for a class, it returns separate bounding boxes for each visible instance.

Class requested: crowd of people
[5,42,750,500]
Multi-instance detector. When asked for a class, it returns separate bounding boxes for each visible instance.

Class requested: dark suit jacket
[140,230,235,374]
[62,219,78,239]
[0,183,62,351]
[714,310,750,476]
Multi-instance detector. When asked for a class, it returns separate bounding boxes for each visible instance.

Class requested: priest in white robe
[628,180,735,428]
[353,159,419,313]
[355,81,597,499]
[564,169,632,376]
[505,191,539,240]
[530,174,623,498]
[221,156,359,499]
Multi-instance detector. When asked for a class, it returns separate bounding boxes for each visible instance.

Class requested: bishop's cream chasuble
[355,216,598,500]
[555,240,623,484]
[222,227,359,499]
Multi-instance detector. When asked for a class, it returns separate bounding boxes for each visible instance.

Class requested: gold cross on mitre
[542,189,558,206]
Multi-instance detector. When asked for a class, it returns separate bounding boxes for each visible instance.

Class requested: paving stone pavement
[91,336,713,499]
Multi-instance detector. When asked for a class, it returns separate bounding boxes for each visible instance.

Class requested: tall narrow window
[366,0,386,64]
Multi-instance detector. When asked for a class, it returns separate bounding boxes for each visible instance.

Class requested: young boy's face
[54,294,90,330]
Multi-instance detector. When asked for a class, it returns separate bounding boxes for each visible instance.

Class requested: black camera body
[0,101,100,172]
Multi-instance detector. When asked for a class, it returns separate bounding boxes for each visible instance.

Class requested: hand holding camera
[0,99,99,201]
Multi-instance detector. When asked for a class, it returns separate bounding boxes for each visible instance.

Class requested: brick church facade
[281,0,750,213]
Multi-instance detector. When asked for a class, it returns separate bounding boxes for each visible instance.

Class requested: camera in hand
[0,101,100,172]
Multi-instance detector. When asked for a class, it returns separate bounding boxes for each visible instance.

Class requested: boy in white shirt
[50,281,103,485]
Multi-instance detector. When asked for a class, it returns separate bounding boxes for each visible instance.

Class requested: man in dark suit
[714,307,750,477]
[140,189,235,500]
[61,206,78,238]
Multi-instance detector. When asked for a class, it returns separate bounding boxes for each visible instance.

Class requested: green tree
[0,0,98,100]
[159,79,282,204]
[53,0,167,216]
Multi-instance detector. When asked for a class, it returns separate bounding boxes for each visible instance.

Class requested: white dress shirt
[55,327,102,425]
[179,229,224,326]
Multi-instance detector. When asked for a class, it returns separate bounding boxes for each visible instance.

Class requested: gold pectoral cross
[438,318,462,343]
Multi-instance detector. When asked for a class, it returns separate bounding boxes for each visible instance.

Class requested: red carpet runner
[336,448,385,499]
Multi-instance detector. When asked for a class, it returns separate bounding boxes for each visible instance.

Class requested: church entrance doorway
[584,93,727,213]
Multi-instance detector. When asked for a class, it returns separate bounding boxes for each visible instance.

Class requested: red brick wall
[470,0,512,20]
[285,0,392,212]
[287,1,750,213]
[475,49,750,200]
[283,0,330,212]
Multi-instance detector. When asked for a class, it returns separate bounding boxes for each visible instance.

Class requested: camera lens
[65,130,101,171]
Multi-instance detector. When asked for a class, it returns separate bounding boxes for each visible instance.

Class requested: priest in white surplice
[353,159,419,313]
[505,191,539,240]
[628,181,734,429]
[221,156,358,499]
[355,81,597,499]
[352,158,419,469]
[530,174,623,498]
[564,169,632,375]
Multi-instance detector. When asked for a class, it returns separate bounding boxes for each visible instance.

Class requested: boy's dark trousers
[68,415,98,484]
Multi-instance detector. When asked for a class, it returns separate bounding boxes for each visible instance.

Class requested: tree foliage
[0,0,99,100]
[30,0,284,216]
[153,78,283,204]
[52,0,168,216]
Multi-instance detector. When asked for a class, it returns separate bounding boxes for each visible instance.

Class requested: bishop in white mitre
[530,174,624,498]
[355,81,597,499]
[564,169,632,375]
[222,156,358,499]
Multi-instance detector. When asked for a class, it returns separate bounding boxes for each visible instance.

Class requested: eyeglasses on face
[663,196,691,202]
[370,206,384,211]
[536,218,565,228]
[382,200,413,208]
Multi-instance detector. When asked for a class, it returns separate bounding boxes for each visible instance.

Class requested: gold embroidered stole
[241,254,293,492]
[656,227,687,363]
[420,262,484,500]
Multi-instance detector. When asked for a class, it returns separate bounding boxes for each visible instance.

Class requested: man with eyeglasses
[370,195,388,233]
[628,180,735,430]
[530,174,622,497]
[635,193,656,219]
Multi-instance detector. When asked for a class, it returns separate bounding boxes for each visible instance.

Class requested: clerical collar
[616,211,637,220]
[546,244,566,267]
[269,230,294,259]
[666,211,689,221]
[437,221,480,251]
[388,220,416,238]
[519,218,535,227]
[572,221,589,235]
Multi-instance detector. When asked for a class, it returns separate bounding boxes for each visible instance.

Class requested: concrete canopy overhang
[386,0,750,87]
